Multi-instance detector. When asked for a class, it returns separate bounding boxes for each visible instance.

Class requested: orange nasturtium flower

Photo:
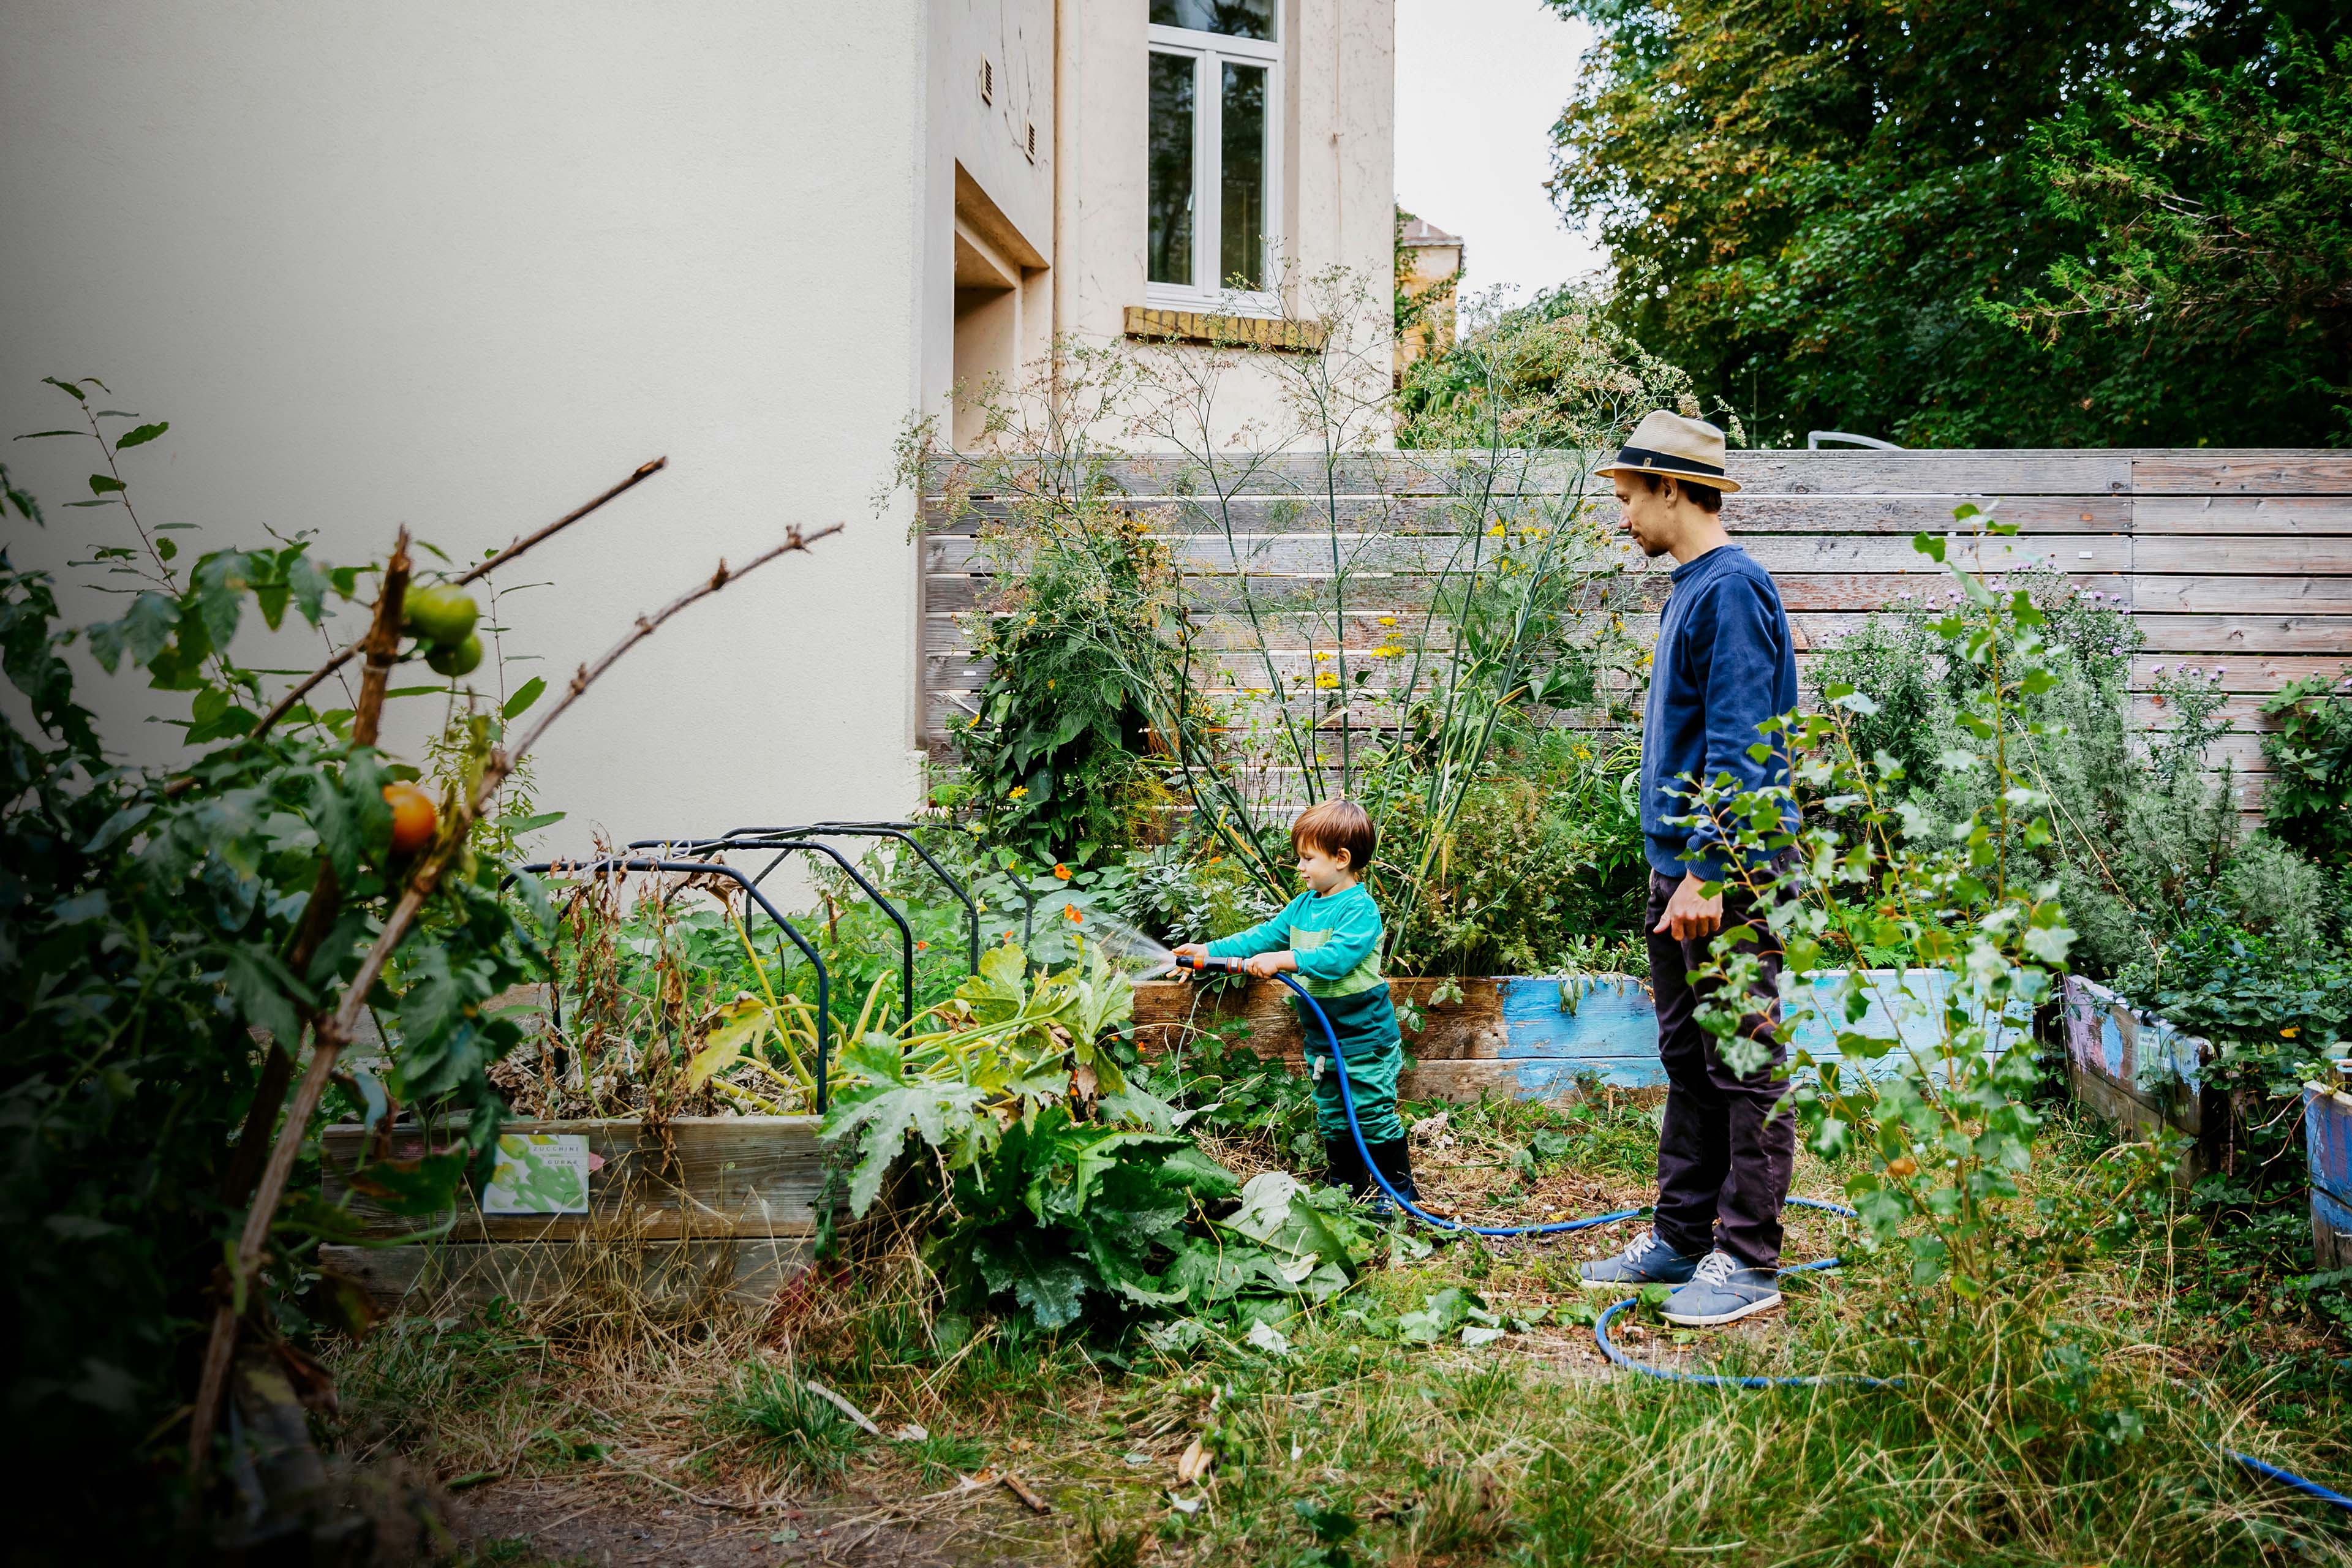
[2284,1025,2301,1038]
[1053,863,1073,880]
[1064,903,1083,922]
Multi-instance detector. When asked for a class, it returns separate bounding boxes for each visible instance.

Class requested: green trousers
[1295,984,1406,1145]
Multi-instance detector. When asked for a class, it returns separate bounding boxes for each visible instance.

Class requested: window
[1146,2,1280,315]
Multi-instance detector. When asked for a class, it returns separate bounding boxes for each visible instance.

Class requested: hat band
[1614,445,1725,480]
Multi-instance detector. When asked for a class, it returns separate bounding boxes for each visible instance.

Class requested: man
[1577,410,1800,1328]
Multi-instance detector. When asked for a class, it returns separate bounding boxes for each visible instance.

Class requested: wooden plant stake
[219,529,412,1207]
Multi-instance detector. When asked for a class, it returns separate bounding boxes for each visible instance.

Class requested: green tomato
[426,631,483,678]
[402,584,480,647]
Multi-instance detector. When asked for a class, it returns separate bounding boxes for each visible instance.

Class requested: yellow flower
[1487,522,1507,537]
[1378,616,1397,627]
[1371,644,1403,658]
[2284,1025,2301,1038]
[1314,673,1339,689]
[1313,650,1332,661]
[1008,785,1029,799]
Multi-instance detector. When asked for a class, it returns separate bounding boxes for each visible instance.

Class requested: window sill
[1124,304,1326,353]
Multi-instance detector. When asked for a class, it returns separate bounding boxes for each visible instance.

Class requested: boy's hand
[1242,951,1296,979]
[1171,943,1207,962]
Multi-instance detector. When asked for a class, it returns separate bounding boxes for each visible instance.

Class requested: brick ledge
[1124,304,1327,352]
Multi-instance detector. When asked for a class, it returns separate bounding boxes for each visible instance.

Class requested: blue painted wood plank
[1499,1057,1672,1095]
[1478,968,2038,1103]
[1497,976,1656,1060]
[2309,1087,2352,1208]
[2313,1185,2352,1249]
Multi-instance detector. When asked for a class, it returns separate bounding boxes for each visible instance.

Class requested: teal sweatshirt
[1204,882,1386,999]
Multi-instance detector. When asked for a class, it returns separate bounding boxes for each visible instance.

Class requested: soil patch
[459,1474,1060,1566]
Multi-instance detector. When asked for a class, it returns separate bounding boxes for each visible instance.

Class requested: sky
[1393,0,1608,312]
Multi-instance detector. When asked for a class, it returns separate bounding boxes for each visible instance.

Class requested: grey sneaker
[1660,1250,1782,1327]
[1578,1228,1700,1290]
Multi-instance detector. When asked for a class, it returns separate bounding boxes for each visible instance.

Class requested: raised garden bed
[2059,974,2220,1177]
[1133,969,2031,1100]
[317,1116,832,1312]
[2306,1076,2352,1272]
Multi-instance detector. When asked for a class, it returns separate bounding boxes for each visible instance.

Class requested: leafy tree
[1396,284,1723,450]
[1544,0,2348,447]
[1993,20,2351,440]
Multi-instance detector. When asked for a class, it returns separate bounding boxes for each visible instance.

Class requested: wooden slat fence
[922,450,2352,805]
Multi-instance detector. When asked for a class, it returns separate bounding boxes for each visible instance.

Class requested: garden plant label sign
[483,1133,593,1215]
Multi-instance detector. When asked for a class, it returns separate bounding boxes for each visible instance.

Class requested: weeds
[713,1360,869,1480]
[319,1081,2348,1568]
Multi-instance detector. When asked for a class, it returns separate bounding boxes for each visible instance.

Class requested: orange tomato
[382,782,437,855]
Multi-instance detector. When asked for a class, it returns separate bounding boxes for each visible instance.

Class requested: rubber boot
[1322,1135,1370,1198]
[1362,1136,1419,1204]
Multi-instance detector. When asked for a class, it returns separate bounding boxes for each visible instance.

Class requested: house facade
[1393,214,1464,382]
[0,1,1395,843]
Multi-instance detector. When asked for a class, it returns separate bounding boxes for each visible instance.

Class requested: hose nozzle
[1174,951,1242,975]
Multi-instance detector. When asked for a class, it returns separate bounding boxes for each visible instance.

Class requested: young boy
[1173,799,1417,1202]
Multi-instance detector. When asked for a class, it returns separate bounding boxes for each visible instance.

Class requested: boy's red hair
[1291,799,1376,872]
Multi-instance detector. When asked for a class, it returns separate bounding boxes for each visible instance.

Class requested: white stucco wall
[926,0,1057,440]
[1054,0,1396,450]
[1,1,932,851]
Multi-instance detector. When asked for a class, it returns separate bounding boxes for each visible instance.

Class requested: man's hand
[1242,950,1297,979]
[1654,873,1724,943]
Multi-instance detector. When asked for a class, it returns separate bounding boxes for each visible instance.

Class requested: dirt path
[459,1474,1064,1566]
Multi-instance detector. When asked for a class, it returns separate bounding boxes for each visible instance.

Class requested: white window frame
[1145,20,1283,318]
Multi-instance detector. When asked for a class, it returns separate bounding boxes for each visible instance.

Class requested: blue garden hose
[1180,959,2352,1515]
[2223,1450,2352,1515]
[1178,955,1852,1243]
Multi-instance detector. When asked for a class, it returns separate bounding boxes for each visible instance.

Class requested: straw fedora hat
[1594,410,1741,494]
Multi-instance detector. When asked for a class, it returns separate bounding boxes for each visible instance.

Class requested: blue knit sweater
[1638,545,1799,879]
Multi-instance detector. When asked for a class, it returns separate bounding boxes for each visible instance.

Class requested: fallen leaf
[1177,1435,1215,1485]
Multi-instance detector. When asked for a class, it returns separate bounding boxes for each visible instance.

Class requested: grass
[713,1360,869,1479]
[324,1096,2352,1566]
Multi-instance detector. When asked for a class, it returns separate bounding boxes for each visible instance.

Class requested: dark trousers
[1646,870,1796,1269]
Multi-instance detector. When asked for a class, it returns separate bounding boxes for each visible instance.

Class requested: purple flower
[2152,665,2167,675]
